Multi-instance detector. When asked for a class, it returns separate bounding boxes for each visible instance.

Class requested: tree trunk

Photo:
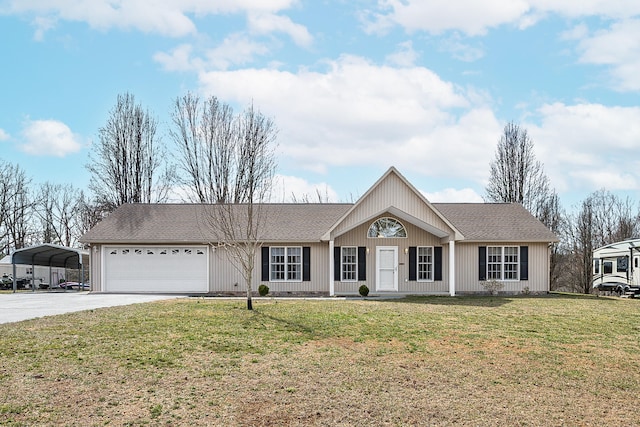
[247,290,253,310]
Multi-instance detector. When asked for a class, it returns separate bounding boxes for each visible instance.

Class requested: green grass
[1,294,640,425]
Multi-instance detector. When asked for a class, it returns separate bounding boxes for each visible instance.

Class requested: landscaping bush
[258,284,269,297]
[480,279,504,295]
[358,284,369,297]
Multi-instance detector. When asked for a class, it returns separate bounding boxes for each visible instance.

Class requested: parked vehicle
[593,239,640,297]
[58,281,90,290]
[0,274,12,289]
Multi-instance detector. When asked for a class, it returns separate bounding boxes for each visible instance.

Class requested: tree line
[484,122,640,293]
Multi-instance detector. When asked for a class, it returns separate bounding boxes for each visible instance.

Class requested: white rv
[593,238,640,296]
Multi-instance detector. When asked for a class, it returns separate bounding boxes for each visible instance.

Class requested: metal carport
[9,244,89,292]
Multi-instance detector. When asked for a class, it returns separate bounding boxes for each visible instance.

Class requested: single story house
[80,167,558,296]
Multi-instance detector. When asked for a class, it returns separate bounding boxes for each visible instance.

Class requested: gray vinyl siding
[209,242,330,293]
[454,242,550,294]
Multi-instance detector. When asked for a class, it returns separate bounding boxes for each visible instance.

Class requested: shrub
[481,279,504,296]
[522,286,531,295]
[258,284,269,297]
[358,285,369,297]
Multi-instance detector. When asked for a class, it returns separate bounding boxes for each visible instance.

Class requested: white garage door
[104,246,209,293]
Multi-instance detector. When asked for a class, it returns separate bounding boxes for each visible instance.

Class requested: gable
[326,168,459,241]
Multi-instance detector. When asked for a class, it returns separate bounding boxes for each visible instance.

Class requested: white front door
[376,246,398,291]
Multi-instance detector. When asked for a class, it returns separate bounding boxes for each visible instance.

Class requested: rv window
[636,258,639,268]
[604,262,613,274]
[617,257,628,272]
[593,259,599,274]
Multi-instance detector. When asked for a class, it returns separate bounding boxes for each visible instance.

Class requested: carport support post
[12,262,16,293]
[31,262,35,292]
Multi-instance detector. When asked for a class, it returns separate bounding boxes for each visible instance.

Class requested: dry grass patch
[1,294,640,425]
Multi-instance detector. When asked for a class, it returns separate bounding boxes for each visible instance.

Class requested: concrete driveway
[0,292,182,324]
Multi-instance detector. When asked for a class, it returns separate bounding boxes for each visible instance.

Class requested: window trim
[487,245,519,281]
[269,246,303,282]
[341,246,358,282]
[417,246,434,282]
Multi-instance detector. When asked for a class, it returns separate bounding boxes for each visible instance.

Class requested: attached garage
[103,245,209,293]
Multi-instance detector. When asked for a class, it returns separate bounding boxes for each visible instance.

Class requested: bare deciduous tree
[485,122,553,216]
[36,182,82,247]
[0,160,35,253]
[88,93,174,211]
[171,95,277,310]
[485,122,564,289]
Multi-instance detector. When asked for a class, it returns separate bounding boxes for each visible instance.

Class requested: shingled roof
[80,203,353,244]
[81,201,557,244]
[433,203,558,242]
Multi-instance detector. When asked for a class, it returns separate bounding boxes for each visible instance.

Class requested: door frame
[376,246,398,292]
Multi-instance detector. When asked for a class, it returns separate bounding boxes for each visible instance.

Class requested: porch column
[449,240,455,296]
[329,240,335,296]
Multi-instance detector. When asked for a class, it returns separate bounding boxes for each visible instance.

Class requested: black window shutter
[520,246,529,281]
[358,247,367,281]
[408,247,417,281]
[334,246,341,281]
[434,246,443,281]
[303,247,311,281]
[479,246,486,281]
[261,246,270,281]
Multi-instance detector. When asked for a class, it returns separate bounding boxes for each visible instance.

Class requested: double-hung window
[487,246,519,280]
[270,247,302,281]
[417,246,433,281]
[341,247,357,281]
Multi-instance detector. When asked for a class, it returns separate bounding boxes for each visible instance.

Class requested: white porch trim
[449,240,455,296]
[329,240,335,296]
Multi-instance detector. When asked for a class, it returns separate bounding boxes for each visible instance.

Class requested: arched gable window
[368,217,407,238]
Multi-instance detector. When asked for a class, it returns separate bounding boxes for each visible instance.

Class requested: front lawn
[1,294,639,425]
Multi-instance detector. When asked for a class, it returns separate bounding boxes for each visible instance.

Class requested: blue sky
[1,1,639,209]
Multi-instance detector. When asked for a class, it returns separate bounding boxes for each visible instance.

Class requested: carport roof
[10,244,89,269]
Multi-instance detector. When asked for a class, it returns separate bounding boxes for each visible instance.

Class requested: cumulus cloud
[198,55,501,183]
[154,36,270,72]
[422,188,484,203]
[20,119,82,157]
[527,102,640,191]
[364,0,640,36]
[272,175,339,202]
[248,12,313,47]
[574,19,640,92]
[5,0,299,38]
[385,41,419,67]
[0,128,9,141]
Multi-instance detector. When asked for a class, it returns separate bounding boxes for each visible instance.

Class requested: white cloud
[527,102,640,192]
[153,44,200,72]
[5,0,299,38]
[155,35,271,72]
[364,0,640,37]
[272,175,339,202]
[0,128,9,141]
[385,40,419,67]
[363,0,532,36]
[20,119,82,157]
[248,12,313,47]
[422,188,484,203]
[198,55,501,184]
[574,19,640,92]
